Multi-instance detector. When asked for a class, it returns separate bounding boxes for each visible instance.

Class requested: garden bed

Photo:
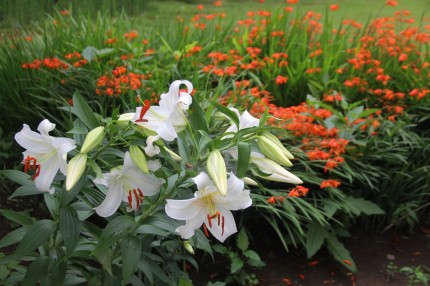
[190,227,430,285]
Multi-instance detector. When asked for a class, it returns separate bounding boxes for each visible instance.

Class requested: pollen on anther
[203,223,210,237]
[135,100,151,123]
[207,214,213,228]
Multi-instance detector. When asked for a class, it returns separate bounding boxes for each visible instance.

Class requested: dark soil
[189,228,430,286]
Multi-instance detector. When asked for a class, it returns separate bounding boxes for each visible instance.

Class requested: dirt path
[190,229,430,286]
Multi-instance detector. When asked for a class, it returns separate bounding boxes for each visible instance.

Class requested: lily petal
[37,119,56,137]
[94,182,123,217]
[165,197,202,220]
[175,209,205,240]
[207,209,237,243]
[34,156,60,193]
[193,172,214,190]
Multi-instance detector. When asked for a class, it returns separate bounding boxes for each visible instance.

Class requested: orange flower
[213,1,222,7]
[288,186,309,197]
[124,30,138,41]
[320,179,341,189]
[197,4,204,10]
[276,75,288,85]
[330,4,339,11]
[287,0,298,4]
[386,0,398,6]
[60,10,70,16]
[398,53,408,62]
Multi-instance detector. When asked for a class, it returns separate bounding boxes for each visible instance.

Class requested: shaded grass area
[1,0,430,30]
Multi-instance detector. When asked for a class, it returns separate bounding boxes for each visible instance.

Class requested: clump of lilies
[14,80,303,243]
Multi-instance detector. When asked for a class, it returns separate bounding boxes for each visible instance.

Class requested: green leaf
[190,99,209,133]
[244,250,265,267]
[72,91,100,130]
[21,256,49,286]
[347,105,364,122]
[178,276,193,286]
[346,197,385,215]
[82,46,98,62]
[0,210,33,226]
[10,185,41,199]
[197,131,212,158]
[237,228,249,252]
[208,101,239,127]
[258,106,269,128]
[230,256,244,274]
[306,222,329,258]
[0,226,30,249]
[50,246,67,285]
[237,142,251,178]
[60,206,80,255]
[93,216,135,275]
[96,48,114,57]
[357,108,379,119]
[121,236,142,283]
[44,193,59,218]
[0,220,56,264]
[326,234,357,272]
[0,170,33,186]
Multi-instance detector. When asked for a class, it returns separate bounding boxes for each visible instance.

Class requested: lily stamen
[23,155,38,173]
[135,100,151,123]
[203,223,209,238]
[31,165,41,181]
[207,214,213,228]
[221,216,225,236]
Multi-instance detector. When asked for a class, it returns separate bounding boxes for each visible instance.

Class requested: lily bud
[207,149,228,196]
[184,241,195,255]
[80,126,104,154]
[250,156,302,185]
[66,153,87,191]
[163,146,182,161]
[242,176,258,186]
[257,132,293,167]
[129,145,149,173]
[262,132,294,159]
[117,113,135,127]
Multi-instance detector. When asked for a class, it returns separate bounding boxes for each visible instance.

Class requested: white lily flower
[225,109,259,134]
[165,172,252,243]
[144,135,161,157]
[132,80,193,141]
[15,119,76,193]
[93,152,165,217]
[227,149,302,185]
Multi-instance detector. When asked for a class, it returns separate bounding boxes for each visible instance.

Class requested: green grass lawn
[1,0,429,30]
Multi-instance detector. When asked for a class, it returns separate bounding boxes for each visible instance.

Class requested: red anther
[207,214,213,228]
[135,100,151,123]
[221,216,225,236]
[137,188,144,198]
[31,165,41,181]
[23,156,38,173]
[133,189,140,209]
[203,223,209,237]
[127,191,133,208]
[216,211,220,226]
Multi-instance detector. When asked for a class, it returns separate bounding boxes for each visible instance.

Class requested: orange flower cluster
[320,179,341,189]
[22,57,68,70]
[96,66,149,97]
[22,52,88,70]
[288,186,309,197]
